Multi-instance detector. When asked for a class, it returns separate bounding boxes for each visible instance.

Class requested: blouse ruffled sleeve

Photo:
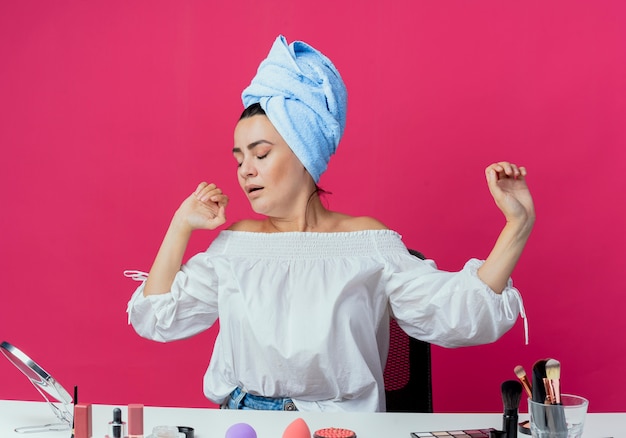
[125,252,220,342]
[384,254,528,348]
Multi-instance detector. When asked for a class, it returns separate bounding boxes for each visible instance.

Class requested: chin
[249,201,270,216]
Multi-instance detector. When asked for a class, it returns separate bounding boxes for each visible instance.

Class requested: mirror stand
[0,341,73,433]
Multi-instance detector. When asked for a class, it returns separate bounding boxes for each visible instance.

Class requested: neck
[266,192,329,232]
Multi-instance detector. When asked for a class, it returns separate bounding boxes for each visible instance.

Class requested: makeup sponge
[282,418,311,438]
[225,423,257,438]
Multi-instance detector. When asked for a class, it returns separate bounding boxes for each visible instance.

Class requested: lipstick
[128,404,144,438]
[73,403,92,438]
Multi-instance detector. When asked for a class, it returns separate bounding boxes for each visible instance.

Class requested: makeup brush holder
[527,394,588,438]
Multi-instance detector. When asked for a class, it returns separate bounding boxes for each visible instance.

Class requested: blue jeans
[221,387,298,411]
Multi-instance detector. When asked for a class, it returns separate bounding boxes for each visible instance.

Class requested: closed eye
[236,153,267,168]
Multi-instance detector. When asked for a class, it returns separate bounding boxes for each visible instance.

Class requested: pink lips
[245,185,263,197]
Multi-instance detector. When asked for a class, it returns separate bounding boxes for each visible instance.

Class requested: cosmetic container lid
[177,426,194,438]
[314,428,357,438]
[518,420,531,435]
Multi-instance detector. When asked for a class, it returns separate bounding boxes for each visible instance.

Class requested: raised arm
[477,162,535,293]
[143,182,228,296]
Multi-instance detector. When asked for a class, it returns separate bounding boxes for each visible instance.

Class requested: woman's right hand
[143,182,228,296]
[175,182,229,231]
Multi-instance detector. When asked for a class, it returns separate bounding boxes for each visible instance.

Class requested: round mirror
[1,341,73,432]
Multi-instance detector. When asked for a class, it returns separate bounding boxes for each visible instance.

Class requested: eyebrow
[232,140,273,154]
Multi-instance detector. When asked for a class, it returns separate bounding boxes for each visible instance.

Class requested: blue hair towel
[242,35,348,182]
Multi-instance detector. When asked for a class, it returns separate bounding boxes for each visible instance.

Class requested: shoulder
[332,213,388,232]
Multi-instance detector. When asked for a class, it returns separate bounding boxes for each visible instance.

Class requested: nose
[238,158,257,178]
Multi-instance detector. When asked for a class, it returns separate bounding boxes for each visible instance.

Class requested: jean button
[284,401,297,411]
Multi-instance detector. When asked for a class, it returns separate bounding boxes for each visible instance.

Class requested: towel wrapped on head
[242,35,347,182]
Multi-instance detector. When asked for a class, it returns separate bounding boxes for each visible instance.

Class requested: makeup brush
[531,359,547,403]
[545,359,567,434]
[501,380,523,438]
[530,359,549,433]
[545,359,562,405]
[514,365,532,398]
[538,360,555,406]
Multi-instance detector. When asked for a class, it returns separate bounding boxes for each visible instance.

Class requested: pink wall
[1,1,624,413]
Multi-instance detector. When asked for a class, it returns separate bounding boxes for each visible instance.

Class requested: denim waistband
[222,387,298,411]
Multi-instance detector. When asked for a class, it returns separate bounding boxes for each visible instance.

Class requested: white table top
[0,400,621,438]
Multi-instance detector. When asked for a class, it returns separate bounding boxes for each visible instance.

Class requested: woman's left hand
[485,162,536,226]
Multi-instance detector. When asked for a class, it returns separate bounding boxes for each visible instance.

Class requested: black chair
[384,249,433,413]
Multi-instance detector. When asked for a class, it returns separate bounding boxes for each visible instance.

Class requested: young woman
[127,35,534,412]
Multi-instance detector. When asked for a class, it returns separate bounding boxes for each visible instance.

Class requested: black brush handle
[531,368,546,403]
[503,411,518,438]
[531,363,548,434]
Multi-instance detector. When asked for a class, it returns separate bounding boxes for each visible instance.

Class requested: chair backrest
[383,248,433,413]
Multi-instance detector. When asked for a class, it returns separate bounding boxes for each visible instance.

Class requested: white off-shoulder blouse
[126,230,526,412]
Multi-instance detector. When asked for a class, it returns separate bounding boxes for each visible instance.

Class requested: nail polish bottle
[106,408,126,438]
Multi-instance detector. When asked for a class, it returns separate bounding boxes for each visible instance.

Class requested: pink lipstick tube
[128,404,144,438]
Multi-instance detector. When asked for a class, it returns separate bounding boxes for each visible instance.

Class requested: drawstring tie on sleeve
[123,270,148,282]
[503,288,529,345]
[123,270,149,324]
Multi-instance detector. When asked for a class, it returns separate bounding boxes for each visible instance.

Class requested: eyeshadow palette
[410,429,496,438]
